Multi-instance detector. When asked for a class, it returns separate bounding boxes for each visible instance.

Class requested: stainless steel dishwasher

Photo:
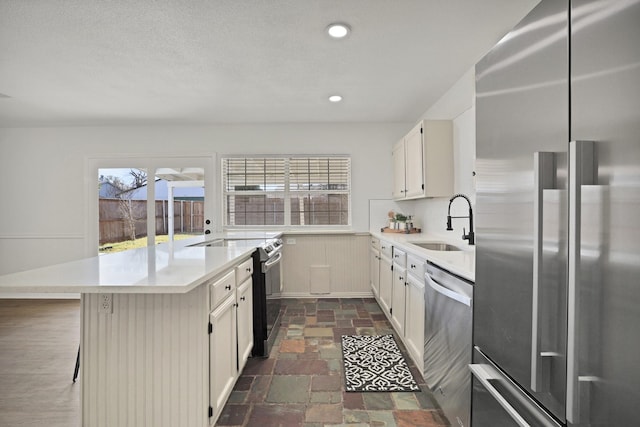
[423,261,473,427]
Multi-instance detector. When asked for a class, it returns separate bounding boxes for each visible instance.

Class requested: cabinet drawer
[407,253,425,280]
[235,257,254,285]
[380,241,393,259]
[210,270,236,309]
[392,247,407,268]
[370,237,380,250]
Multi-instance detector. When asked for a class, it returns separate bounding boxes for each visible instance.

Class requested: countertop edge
[0,246,257,294]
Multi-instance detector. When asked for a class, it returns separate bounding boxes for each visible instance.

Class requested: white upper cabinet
[392,120,453,200]
[392,138,406,199]
[404,124,425,198]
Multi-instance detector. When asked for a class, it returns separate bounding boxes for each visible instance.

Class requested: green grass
[99,234,197,253]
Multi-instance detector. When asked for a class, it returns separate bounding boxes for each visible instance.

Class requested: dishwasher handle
[425,271,471,306]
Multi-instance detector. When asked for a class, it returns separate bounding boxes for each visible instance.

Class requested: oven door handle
[262,252,282,273]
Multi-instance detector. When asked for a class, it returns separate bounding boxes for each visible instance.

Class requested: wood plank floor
[0,299,80,427]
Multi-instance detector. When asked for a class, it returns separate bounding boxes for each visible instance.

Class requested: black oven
[251,238,283,357]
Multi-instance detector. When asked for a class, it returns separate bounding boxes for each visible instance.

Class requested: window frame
[221,155,352,230]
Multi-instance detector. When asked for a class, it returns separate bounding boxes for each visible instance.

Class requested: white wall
[390,67,476,241]
[0,123,408,275]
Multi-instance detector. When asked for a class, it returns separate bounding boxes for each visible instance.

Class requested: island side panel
[81,285,209,427]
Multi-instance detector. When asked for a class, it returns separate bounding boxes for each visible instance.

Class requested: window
[222,156,351,227]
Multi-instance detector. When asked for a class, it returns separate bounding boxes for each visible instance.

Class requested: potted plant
[395,213,407,230]
[385,211,393,229]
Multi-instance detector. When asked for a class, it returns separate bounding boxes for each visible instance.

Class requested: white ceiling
[0,0,538,127]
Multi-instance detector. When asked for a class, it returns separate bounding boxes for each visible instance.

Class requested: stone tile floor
[215,298,449,427]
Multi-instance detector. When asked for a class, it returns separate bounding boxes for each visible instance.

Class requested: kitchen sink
[413,242,462,251]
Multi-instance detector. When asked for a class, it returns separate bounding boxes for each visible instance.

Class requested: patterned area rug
[341,335,420,392]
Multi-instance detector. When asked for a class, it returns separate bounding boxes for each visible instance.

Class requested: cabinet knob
[225,285,231,290]
[246,268,252,272]
[411,264,416,269]
[240,296,245,301]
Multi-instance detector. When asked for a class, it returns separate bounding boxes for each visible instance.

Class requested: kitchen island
[0,233,278,427]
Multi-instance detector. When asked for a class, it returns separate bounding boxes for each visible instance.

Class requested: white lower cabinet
[391,265,407,335]
[405,273,425,366]
[209,256,254,424]
[390,247,407,335]
[377,240,393,315]
[371,239,426,375]
[378,254,393,316]
[209,293,237,420]
[370,246,380,298]
[236,277,253,372]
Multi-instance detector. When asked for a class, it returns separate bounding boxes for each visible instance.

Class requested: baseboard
[281,291,374,299]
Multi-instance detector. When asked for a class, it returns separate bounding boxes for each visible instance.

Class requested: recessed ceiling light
[326,23,350,38]
[329,95,343,103]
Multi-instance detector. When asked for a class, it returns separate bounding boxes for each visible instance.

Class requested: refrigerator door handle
[531,151,558,393]
[567,140,596,424]
[470,364,531,427]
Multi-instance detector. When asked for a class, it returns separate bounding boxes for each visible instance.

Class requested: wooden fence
[99,199,205,244]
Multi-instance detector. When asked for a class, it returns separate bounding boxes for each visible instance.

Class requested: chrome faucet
[446,194,475,245]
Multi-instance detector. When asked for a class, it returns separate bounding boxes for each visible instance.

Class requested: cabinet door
[236,278,253,372]
[404,124,425,199]
[391,265,407,335]
[210,294,237,420]
[379,255,393,316]
[405,274,425,370]
[392,139,406,199]
[370,247,380,298]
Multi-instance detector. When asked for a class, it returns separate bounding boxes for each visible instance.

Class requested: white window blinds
[222,156,351,227]
[223,158,286,192]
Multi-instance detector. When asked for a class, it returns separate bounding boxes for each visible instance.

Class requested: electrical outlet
[286,238,296,245]
[99,294,113,314]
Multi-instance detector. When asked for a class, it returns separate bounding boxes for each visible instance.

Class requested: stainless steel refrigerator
[472,0,640,425]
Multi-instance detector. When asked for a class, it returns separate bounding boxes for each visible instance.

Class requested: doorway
[86,155,216,256]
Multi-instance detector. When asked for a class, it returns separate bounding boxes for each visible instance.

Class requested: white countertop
[0,229,474,294]
[0,232,281,294]
[370,231,475,281]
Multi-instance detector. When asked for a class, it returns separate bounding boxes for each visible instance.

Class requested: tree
[101,170,148,241]
[129,169,147,188]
